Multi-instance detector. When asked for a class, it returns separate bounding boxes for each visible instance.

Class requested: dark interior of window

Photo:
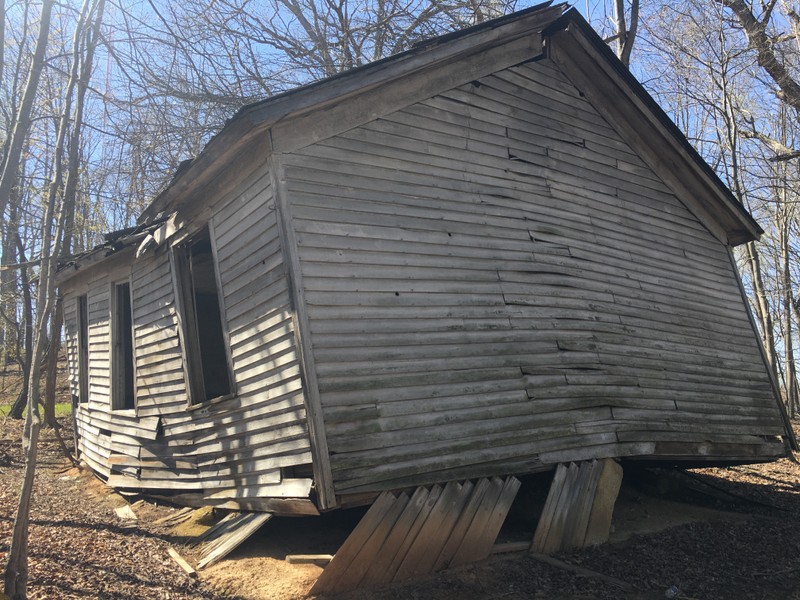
[77,294,89,403]
[177,228,232,403]
[113,282,135,410]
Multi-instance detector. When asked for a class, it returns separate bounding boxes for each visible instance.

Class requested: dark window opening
[174,227,232,404]
[77,294,89,403]
[112,282,135,410]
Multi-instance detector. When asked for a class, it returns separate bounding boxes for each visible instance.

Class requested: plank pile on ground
[191,511,273,569]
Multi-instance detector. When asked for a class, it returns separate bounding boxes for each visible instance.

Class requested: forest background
[2,0,800,597]
[3,0,800,421]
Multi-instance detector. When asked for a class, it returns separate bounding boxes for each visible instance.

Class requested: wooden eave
[137,4,761,249]
[544,9,762,246]
[138,1,568,223]
[55,223,163,285]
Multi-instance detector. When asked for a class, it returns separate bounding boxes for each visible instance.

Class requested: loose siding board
[283,58,785,493]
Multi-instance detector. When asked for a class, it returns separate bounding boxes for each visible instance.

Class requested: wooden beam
[269,152,337,509]
[167,547,197,578]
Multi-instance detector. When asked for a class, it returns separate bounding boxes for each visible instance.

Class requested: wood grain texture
[62,165,315,507]
[313,477,519,595]
[281,57,785,494]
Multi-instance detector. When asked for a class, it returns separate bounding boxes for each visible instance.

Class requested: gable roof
[130,3,756,246]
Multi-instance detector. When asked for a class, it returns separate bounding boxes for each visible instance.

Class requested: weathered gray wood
[547,28,754,245]
[196,512,273,569]
[285,554,333,566]
[167,547,197,578]
[265,5,565,154]
[359,486,430,587]
[310,491,397,595]
[270,152,336,509]
[61,5,787,513]
[726,247,798,449]
[327,491,411,593]
[392,481,462,580]
[583,459,623,546]
[449,477,505,566]
[432,478,489,571]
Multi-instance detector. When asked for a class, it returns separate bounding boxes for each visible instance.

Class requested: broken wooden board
[286,554,333,566]
[194,512,273,569]
[167,547,197,578]
[583,458,623,546]
[114,505,137,521]
[310,476,520,596]
[153,506,195,527]
[531,459,623,554]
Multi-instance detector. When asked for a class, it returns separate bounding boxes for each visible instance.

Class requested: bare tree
[3,0,107,594]
[0,0,53,223]
[613,0,639,66]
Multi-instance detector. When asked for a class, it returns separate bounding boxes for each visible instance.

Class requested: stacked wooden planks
[193,512,273,569]
[531,459,622,554]
[310,476,520,595]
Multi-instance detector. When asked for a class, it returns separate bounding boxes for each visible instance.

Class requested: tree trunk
[42,299,61,429]
[9,238,33,421]
[0,0,54,221]
[779,217,799,417]
[613,0,639,67]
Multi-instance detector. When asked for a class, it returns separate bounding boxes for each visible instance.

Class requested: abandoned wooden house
[57,0,794,579]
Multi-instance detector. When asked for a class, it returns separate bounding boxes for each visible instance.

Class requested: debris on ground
[1,416,800,599]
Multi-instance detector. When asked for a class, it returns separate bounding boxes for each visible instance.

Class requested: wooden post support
[531,459,623,554]
[583,458,623,546]
[311,477,521,596]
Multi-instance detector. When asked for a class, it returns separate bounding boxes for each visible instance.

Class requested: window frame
[110,278,136,412]
[76,294,89,404]
[170,224,236,408]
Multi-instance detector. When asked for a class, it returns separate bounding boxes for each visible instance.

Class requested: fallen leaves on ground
[2,416,800,599]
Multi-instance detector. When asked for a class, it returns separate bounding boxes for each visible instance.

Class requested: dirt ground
[1,416,800,600]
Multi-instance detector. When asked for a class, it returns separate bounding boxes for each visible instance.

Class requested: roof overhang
[137,1,567,223]
[544,9,763,245]
[62,2,763,286]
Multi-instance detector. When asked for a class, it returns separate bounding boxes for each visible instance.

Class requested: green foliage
[0,402,72,418]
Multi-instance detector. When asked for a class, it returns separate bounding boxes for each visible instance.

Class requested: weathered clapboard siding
[282,58,785,493]
[57,6,790,512]
[63,295,80,399]
[131,251,187,417]
[86,278,112,405]
[209,171,312,473]
[60,165,314,505]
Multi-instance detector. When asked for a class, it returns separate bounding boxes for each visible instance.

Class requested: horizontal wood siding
[284,58,785,493]
[64,164,314,506]
[63,295,80,399]
[210,167,314,478]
